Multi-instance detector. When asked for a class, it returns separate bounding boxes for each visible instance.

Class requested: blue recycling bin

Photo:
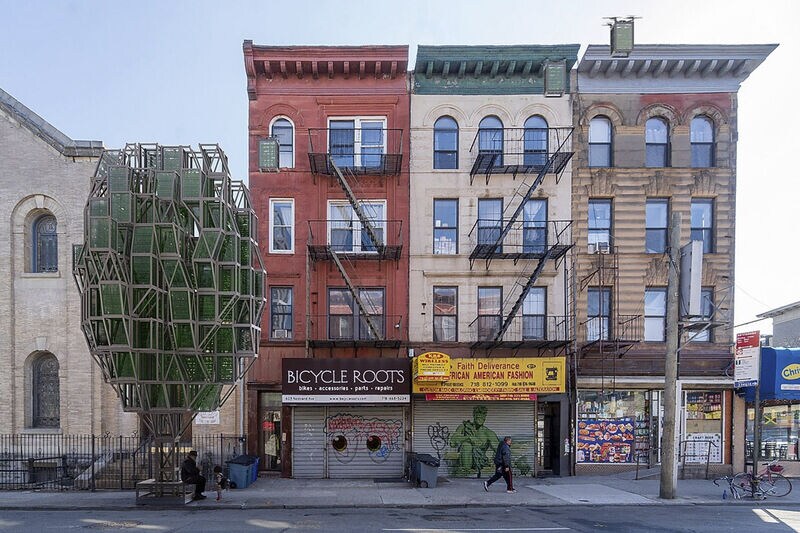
[226,455,258,489]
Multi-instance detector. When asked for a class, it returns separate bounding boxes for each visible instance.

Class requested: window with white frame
[478,116,504,166]
[270,287,293,339]
[645,117,670,167]
[691,199,714,253]
[523,115,548,167]
[588,116,612,167]
[433,116,458,169]
[523,287,546,340]
[269,199,294,253]
[478,198,503,253]
[477,286,502,341]
[271,117,294,168]
[523,198,547,254]
[327,287,385,340]
[329,117,386,168]
[587,287,611,341]
[645,288,667,342]
[328,200,385,253]
[645,199,669,253]
[433,199,458,254]
[588,199,612,247]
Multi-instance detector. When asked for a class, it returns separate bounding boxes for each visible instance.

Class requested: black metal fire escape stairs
[470,128,574,349]
[325,158,385,341]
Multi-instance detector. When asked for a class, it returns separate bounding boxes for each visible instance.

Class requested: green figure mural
[448,405,499,477]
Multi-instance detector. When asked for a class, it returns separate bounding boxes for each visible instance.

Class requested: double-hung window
[523,199,547,254]
[270,287,293,339]
[329,117,386,168]
[433,199,458,254]
[589,116,612,167]
[271,118,294,168]
[523,287,546,340]
[433,116,458,169]
[691,116,715,168]
[691,199,714,253]
[327,288,385,340]
[645,199,669,253]
[477,287,502,341]
[691,288,714,342]
[478,198,503,253]
[587,287,611,341]
[588,199,612,248]
[269,199,294,253]
[328,201,385,253]
[644,288,667,342]
[478,116,504,166]
[645,117,669,167]
[433,286,457,342]
[523,115,548,167]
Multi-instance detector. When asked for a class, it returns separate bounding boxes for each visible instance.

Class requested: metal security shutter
[412,400,536,479]
[326,406,405,479]
[292,407,325,478]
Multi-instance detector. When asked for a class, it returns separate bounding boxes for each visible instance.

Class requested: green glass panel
[239,240,250,264]
[203,200,222,228]
[158,226,178,254]
[111,193,131,223]
[92,320,109,346]
[109,318,128,345]
[218,295,233,322]
[220,235,237,262]
[174,323,194,348]
[236,327,253,352]
[170,291,191,320]
[89,288,101,317]
[192,384,220,411]
[219,267,233,292]
[239,269,250,294]
[236,300,251,324]
[108,167,130,192]
[101,284,123,314]
[89,218,110,248]
[132,226,154,253]
[196,263,214,288]
[253,270,264,299]
[236,213,250,238]
[162,148,182,171]
[136,197,154,223]
[215,327,233,353]
[155,171,176,199]
[133,320,150,349]
[90,198,109,216]
[199,294,215,321]
[218,355,235,381]
[182,169,202,198]
[131,256,152,284]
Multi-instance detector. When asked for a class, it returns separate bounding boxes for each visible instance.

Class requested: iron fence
[0,433,246,491]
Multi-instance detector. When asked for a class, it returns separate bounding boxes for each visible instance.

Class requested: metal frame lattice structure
[73,144,266,448]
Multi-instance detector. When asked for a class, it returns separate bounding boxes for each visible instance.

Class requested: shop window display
[683,391,722,463]
[577,391,651,464]
[746,404,800,461]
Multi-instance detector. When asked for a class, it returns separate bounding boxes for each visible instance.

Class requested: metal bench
[135,479,195,506]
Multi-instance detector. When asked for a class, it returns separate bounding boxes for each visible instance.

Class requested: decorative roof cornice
[0,87,103,157]
[243,41,408,99]
[413,44,580,95]
[577,44,777,94]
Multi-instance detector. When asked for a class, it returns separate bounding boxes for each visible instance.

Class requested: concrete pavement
[2,471,799,511]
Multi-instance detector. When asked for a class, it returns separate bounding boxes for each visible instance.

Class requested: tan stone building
[572,44,775,474]
[0,88,136,436]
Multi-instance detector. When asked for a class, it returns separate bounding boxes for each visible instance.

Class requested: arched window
[478,116,504,166]
[523,115,548,167]
[645,117,669,167]
[691,116,715,168]
[588,116,612,167]
[433,116,458,169]
[31,353,60,428]
[33,214,58,273]
[271,118,294,168]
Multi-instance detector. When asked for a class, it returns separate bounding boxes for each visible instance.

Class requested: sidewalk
[2,471,799,511]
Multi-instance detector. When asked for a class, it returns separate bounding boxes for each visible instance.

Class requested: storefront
[282,358,410,479]
[411,354,568,478]
[742,347,800,467]
[576,387,728,472]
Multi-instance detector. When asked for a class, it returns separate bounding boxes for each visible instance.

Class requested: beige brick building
[0,88,136,435]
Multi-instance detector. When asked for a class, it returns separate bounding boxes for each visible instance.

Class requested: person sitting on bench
[180,450,207,500]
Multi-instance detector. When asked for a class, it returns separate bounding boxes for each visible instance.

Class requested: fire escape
[578,248,643,388]
[306,127,404,349]
[467,127,575,353]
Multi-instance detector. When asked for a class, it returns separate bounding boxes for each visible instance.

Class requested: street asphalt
[2,470,799,511]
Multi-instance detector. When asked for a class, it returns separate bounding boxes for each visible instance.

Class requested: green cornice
[413,45,580,95]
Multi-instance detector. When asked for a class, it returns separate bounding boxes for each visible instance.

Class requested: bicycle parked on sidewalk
[723,459,792,499]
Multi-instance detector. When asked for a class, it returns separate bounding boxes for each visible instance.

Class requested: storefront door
[537,402,560,475]
[259,392,282,471]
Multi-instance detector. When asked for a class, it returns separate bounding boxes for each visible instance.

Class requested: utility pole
[660,212,681,499]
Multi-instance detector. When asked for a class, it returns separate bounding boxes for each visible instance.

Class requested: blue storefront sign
[742,347,800,402]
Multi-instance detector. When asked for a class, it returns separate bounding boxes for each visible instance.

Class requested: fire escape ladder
[483,152,557,271]
[329,158,384,255]
[493,246,555,343]
[328,249,384,341]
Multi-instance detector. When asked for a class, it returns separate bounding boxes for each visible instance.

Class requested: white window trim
[327,199,386,254]
[269,198,295,254]
[268,116,295,169]
[327,116,387,167]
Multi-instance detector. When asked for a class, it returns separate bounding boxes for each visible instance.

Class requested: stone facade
[0,89,136,435]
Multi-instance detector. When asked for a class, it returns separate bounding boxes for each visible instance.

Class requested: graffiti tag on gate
[325,413,402,464]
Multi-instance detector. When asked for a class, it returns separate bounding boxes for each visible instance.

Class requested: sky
[0,0,797,333]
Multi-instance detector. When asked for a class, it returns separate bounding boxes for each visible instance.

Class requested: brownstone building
[572,43,775,474]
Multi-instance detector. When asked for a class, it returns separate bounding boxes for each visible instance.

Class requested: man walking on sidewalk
[483,436,516,493]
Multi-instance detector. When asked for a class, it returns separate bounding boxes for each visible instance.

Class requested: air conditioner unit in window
[272,329,290,339]
[597,241,611,254]
[588,243,598,254]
